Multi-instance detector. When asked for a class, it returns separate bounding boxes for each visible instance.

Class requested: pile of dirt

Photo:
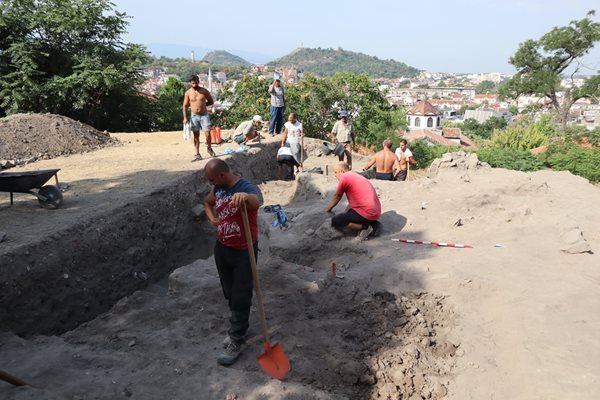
[0,113,118,169]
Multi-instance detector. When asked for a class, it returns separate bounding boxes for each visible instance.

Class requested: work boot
[357,225,374,241]
[218,339,244,366]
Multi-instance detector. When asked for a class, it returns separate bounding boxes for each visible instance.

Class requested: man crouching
[324,162,382,240]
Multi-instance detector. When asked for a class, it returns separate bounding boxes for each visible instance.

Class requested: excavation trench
[0,142,457,400]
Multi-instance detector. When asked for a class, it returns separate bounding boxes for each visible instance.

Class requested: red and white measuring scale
[392,239,473,248]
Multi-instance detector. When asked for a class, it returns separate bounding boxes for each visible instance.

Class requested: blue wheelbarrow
[0,169,63,209]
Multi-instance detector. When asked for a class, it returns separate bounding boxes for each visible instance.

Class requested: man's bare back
[373,148,399,173]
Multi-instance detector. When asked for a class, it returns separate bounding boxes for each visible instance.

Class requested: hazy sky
[112,0,600,74]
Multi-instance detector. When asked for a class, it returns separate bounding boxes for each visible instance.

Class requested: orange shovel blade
[258,342,290,380]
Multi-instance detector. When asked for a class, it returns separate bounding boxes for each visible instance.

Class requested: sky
[112,0,600,74]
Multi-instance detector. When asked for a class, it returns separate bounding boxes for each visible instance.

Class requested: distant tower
[208,68,213,92]
[190,51,195,62]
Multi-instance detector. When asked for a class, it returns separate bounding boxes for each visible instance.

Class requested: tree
[155,77,186,131]
[0,0,152,131]
[499,11,600,132]
[476,80,497,94]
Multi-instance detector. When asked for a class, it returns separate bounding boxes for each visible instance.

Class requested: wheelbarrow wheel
[37,185,63,209]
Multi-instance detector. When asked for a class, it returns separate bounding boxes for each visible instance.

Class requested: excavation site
[1,119,599,400]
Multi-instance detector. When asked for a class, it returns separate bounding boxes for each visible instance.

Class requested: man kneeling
[324,162,382,240]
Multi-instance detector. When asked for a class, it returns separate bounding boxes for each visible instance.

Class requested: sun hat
[339,110,348,117]
[274,73,282,80]
[253,115,264,123]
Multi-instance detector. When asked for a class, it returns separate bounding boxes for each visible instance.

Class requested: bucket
[321,141,334,156]
[332,143,345,157]
[210,127,222,144]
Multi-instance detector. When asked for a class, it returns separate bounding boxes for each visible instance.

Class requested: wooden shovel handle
[0,369,29,386]
[240,202,271,345]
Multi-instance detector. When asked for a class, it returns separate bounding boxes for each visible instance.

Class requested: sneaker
[371,221,382,237]
[208,148,216,157]
[218,340,244,366]
[357,225,374,241]
[191,154,202,162]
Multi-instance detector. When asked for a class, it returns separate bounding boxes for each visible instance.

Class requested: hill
[269,47,420,78]
[200,50,250,66]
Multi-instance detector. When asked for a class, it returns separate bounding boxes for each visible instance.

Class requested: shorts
[288,142,302,163]
[190,113,211,132]
[375,172,394,181]
[331,208,377,230]
[396,170,407,181]
[277,154,297,165]
[233,134,244,144]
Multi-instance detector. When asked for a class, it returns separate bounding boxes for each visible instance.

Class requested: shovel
[240,202,290,380]
[0,369,29,386]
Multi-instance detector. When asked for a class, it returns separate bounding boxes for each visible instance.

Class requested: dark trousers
[269,106,285,134]
[214,241,258,342]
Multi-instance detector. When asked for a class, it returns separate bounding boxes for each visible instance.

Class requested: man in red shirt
[324,162,382,240]
[204,159,261,366]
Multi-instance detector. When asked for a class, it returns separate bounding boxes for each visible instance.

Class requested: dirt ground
[1,126,600,400]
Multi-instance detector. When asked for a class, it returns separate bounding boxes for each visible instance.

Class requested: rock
[0,231,6,243]
[304,228,315,236]
[315,219,343,241]
[560,227,592,254]
[191,204,205,218]
[359,373,376,385]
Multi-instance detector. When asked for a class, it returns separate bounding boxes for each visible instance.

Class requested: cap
[339,110,348,117]
[253,115,264,123]
[274,73,282,80]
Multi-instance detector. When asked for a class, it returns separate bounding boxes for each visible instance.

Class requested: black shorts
[375,172,394,181]
[277,154,297,165]
[397,170,407,181]
[331,208,376,229]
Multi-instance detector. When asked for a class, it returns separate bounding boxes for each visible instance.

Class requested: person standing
[183,75,215,161]
[362,140,402,181]
[324,162,382,240]
[268,73,286,136]
[281,113,303,173]
[394,139,417,181]
[330,111,356,169]
[203,159,261,366]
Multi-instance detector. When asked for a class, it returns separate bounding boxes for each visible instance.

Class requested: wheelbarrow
[0,169,63,209]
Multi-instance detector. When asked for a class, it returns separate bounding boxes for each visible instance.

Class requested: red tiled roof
[408,100,441,116]
[403,129,477,149]
[442,128,461,139]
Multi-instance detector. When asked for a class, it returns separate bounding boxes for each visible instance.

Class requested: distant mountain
[144,43,276,64]
[201,50,250,66]
[269,47,420,78]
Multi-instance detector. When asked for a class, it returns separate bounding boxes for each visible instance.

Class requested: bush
[476,147,544,171]
[543,142,600,182]
[409,141,459,170]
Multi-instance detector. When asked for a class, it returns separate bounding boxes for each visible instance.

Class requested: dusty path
[1,131,599,399]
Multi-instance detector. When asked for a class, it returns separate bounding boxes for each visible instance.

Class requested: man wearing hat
[268,73,286,136]
[330,111,356,169]
[232,115,264,145]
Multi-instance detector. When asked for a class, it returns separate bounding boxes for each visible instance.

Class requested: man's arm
[324,193,343,213]
[351,125,356,146]
[281,126,288,147]
[268,82,276,94]
[182,91,190,123]
[363,156,376,171]
[231,192,260,211]
[203,189,218,226]
[408,156,417,165]
[201,88,214,107]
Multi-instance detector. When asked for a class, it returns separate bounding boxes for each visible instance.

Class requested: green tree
[476,80,497,94]
[0,0,152,131]
[155,77,186,131]
[499,11,600,132]
[489,119,551,150]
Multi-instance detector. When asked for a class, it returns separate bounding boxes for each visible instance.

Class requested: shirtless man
[183,75,215,161]
[362,140,402,181]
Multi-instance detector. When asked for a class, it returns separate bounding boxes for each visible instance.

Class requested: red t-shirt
[336,172,381,220]
[214,178,258,250]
